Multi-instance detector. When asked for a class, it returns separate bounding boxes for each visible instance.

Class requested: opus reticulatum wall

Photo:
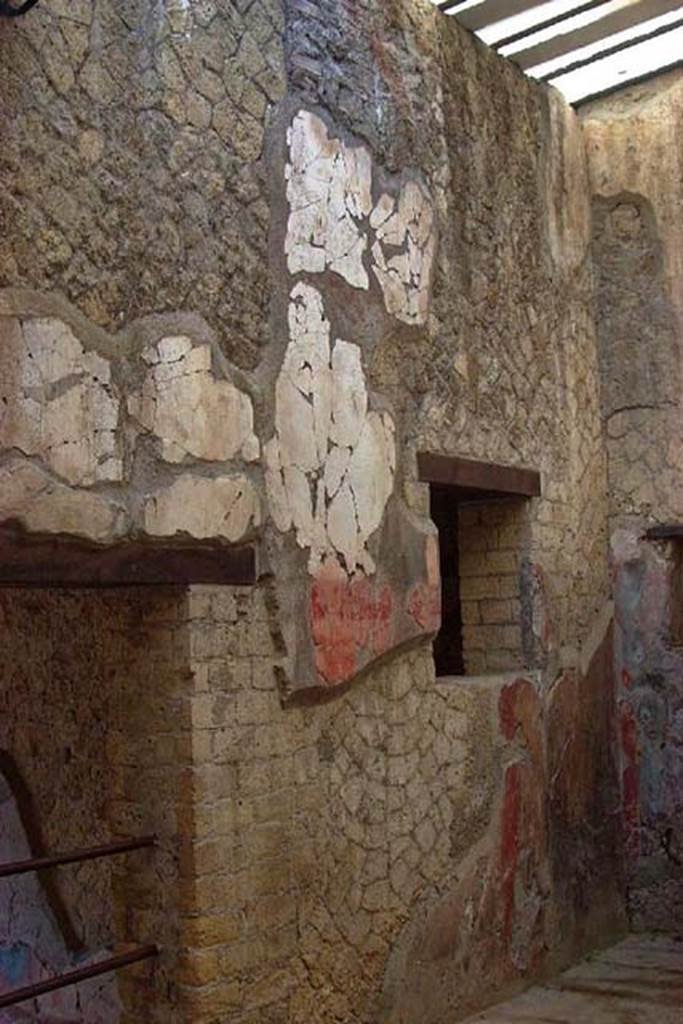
[1,1,679,1022]
[582,69,683,934]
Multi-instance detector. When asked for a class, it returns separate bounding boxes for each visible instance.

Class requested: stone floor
[463,934,683,1023]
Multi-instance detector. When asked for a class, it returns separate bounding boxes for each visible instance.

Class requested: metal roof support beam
[540,16,683,81]
[456,1,550,33]
[508,0,683,70]
[437,1,475,12]
[494,0,612,49]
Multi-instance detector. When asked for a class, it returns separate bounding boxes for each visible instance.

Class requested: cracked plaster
[128,337,259,465]
[0,317,121,487]
[371,182,436,327]
[0,307,260,548]
[0,458,125,544]
[144,473,260,542]
[265,282,396,576]
[285,110,436,325]
[285,110,373,289]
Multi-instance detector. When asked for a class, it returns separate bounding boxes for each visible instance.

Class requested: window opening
[430,485,465,677]
[419,453,540,679]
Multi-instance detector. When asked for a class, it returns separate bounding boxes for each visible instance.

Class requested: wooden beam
[494,0,611,48]
[539,15,683,81]
[417,453,541,497]
[510,0,681,71]
[645,524,683,541]
[0,528,257,587]
[456,0,548,33]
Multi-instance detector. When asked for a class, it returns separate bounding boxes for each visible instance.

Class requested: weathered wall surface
[0,767,120,1022]
[581,70,683,932]
[0,1,631,1021]
[0,292,261,547]
[0,0,611,698]
[0,0,285,370]
[0,588,196,1023]
[176,583,622,1024]
[169,2,623,1019]
[458,502,527,676]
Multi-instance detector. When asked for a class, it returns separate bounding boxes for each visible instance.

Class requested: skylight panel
[480,0,604,47]
[548,22,683,101]
[428,0,683,105]
[527,8,683,79]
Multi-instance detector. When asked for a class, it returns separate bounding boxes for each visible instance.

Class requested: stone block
[182,912,242,948]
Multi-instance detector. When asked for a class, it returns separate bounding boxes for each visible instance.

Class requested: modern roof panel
[431,0,683,103]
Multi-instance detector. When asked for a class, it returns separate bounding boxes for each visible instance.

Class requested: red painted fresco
[497,680,545,945]
[500,762,522,942]
[407,581,441,632]
[528,563,555,655]
[310,572,394,685]
[499,678,543,766]
[394,629,623,1018]
[619,699,640,859]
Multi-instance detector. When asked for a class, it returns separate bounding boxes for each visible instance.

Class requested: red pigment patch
[499,679,542,755]
[500,762,522,943]
[530,562,554,650]
[407,582,441,632]
[621,668,633,689]
[619,700,640,858]
[310,575,393,685]
[499,680,524,741]
[620,699,638,763]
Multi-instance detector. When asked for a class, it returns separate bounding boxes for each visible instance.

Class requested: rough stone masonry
[0,2,680,1022]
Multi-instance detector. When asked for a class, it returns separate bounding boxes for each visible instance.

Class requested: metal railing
[0,835,158,1008]
[0,0,40,17]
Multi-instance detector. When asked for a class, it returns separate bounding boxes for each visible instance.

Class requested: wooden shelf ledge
[0,527,257,587]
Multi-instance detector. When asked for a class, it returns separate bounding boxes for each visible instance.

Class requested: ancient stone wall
[177,582,623,1024]
[581,70,683,932]
[0,1,631,1021]
[0,0,286,370]
[0,291,261,548]
[458,501,528,676]
[0,588,194,1022]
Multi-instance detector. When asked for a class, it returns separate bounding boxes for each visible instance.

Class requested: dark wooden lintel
[645,524,683,542]
[417,452,541,499]
[0,528,257,587]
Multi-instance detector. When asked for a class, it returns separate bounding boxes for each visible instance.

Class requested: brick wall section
[175,582,624,1024]
[0,588,194,1024]
[177,586,295,1023]
[458,502,527,675]
[108,590,195,1024]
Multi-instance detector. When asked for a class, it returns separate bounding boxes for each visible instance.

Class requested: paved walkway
[463,934,683,1023]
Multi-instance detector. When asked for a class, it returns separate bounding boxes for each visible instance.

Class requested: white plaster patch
[143,474,261,542]
[128,337,259,464]
[371,181,436,326]
[285,110,373,289]
[0,317,121,486]
[285,110,437,325]
[265,283,396,575]
[0,459,124,542]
